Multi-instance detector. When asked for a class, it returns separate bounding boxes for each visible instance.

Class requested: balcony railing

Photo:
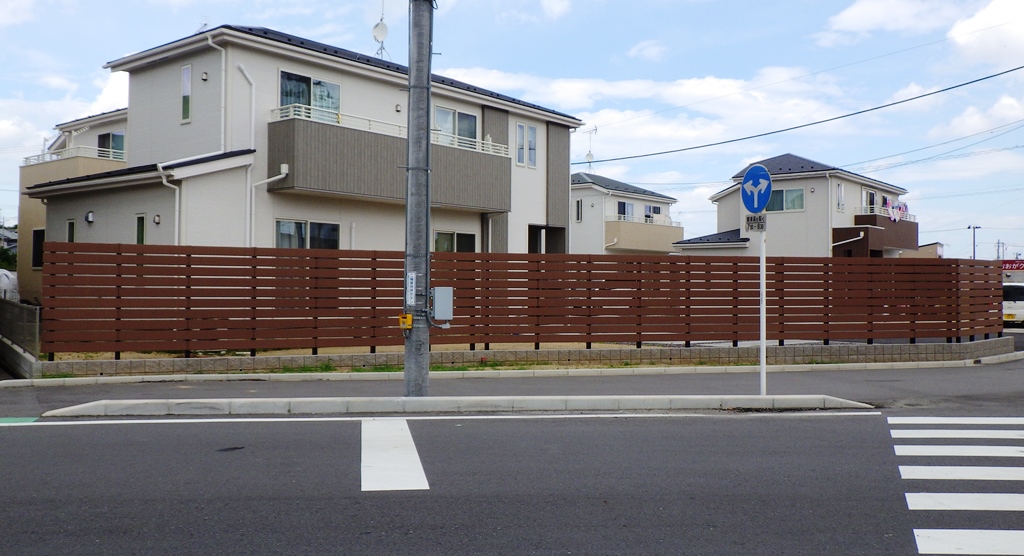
[273,104,510,157]
[857,204,917,222]
[607,214,682,227]
[22,146,125,166]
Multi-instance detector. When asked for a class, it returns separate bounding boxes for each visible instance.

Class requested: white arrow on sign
[743,178,770,207]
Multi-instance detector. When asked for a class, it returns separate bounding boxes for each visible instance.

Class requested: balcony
[268,111,511,212]
[22,146,125,167]
[604,215,683,253]
[856,204,916,222]
[273,104,510,157]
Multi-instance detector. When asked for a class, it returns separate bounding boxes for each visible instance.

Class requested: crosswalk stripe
[892,429,1024,439]
[895,445,1024,458]
[360,418,430,492]
[906,493,1024,511]
[914,529,1024,555]
[900,466,1024,481]
[889,417,1024,426]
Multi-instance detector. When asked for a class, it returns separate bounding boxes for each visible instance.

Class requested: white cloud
[884,82,944,112]
[816,0,978,46]
[627,40,667,62]
[40,74,78,93]
[88,71,129,114]
[540,0,571,19]
[948,0,1024,68]
[928,94,1024,138]
[0,0,35,27]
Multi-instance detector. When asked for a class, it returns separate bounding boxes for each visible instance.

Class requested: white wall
[45,185,176,245]
[569,187,608,254]
[180,167,248,246]
[506,115,548,252]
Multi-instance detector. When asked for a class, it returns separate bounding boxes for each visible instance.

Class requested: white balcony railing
[22,146,125,166]
[607,214,682,227]
[273,104,510,157]
[857,204,917,222]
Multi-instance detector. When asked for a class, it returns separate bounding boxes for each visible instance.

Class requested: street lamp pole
[968,225,981,259]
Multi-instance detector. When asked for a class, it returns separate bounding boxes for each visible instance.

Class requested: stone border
[20,336,1015,379]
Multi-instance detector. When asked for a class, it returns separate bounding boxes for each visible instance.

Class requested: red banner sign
[1003,260,1024,270]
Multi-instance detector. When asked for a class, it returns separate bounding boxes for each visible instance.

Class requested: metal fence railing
[0,298,40,357]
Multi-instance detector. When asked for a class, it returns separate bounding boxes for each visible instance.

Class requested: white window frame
[433,231,477,253]
[516,123,526,166]
[136,214,146,245]
[181,65,191,123]
[836,182,845,212]
[66,220,75,243]
[765,188,805,213]
[275,219,341,249]
[527,124,537,168]
[575,199,583,222]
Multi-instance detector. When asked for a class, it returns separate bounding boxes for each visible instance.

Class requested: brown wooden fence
[40,242,1002,355]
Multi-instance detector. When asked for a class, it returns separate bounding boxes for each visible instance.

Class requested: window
[527,124,537,168]
[516,123,526,165]
[434,106,477,147]
[275,220,340,249]
[309,222,340,250]
[97,131,125,159]
[280,71,340,112]
[644,205,662,222]
[66,220,75,243]
[31,229,44,268]
[136,215,146,245]
[181,65,191,121]
[434,231,476,252]
[836,182,845,211]
[863,189,877,211]
[575,199,583,222]
[617,201,634,219]
[765,189,804,212]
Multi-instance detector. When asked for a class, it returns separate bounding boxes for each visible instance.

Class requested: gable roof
[731,153,836,179]
[674,228,748,247]
[571,172,676,202]
[106,25,582,126]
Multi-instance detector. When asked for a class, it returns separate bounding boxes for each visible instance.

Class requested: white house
[675,154,918,258]
[24,25,582,265]
[570,172,681,255]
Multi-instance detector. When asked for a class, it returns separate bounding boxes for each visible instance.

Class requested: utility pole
[968,225,980,260]
[402,0,434,397]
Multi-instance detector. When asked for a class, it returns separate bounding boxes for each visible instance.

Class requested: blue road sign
[741,164,772,214]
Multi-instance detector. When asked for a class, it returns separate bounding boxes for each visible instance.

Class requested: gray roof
[731,153,836,179]
[111,25,582,125]
[674,228,747,246]
[571,172,676,202]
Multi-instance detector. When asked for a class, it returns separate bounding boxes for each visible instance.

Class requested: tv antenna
[372,4,390,60]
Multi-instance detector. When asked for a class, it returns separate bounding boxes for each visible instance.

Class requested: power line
[573,63,1024,165]
[576,18,1024,135]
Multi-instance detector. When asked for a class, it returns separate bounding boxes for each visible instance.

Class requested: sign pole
[740,163,772,397]
[760,229,767,396]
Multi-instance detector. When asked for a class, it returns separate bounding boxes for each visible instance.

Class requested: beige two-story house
[675,154,918,257]
[570,172,681,254]
[24,26,582,273]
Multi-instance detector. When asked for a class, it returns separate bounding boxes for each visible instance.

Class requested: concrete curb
[6,350,1024,389]
[40,394,874,417]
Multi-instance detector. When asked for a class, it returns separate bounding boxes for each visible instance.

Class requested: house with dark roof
[23,25,582,274]
[18,108,129,302]
[570,172,681,254]
[675,154,918,258]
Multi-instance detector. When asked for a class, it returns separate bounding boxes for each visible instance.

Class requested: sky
[2,0,1024,259]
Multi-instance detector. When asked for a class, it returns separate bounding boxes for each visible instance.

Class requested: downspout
[207,35,227,152]
[237,64,256,246]
[825,171,833,256]
[832,232,864,248]
[251,164,290,244]
[156,163,181,246]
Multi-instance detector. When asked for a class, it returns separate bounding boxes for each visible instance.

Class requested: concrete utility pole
[968,225,981,260]
[403,0,434,397]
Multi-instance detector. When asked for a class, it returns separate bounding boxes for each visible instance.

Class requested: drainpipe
[207,35,227,152]
[250,164,290,247]
[237,64,256,246]
[832,232,864,248]
[825,171,833,256]
[156,163,181,246]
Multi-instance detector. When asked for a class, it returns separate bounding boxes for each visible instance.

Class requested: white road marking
[914,529,1024,555]
[895,445,1024,458]
[889,417,1024,426]
[906,493,1024,511]
[900,466,1024,481]
[892,429,1024,439]
[360,418,429,492]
